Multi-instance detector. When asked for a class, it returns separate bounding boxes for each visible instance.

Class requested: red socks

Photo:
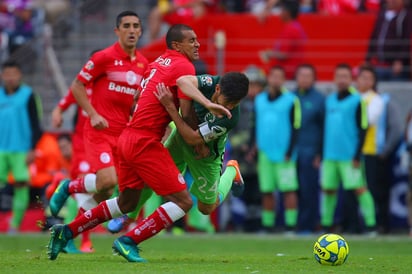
[68,177,87,194]
[125,206,172,244]
[68,201,112,238]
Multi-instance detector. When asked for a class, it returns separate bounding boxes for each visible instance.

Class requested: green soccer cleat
[62,239,83,254]
[49,179,70,217]
[47,224,73,260]
[112,236,147,263]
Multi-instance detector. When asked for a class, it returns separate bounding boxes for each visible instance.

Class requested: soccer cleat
[49,179,70,217]
[47,224,73,260]
[112,236,147,263]
[79,239,94,253]
[107,215,130,234]
[226,160,245,197]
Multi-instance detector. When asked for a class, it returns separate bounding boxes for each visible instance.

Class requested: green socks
[10,186,29,229]
[262,210,275,228]
[218,166,236,205]
[358,191,376,227]
[321,193,337,227]
[284,209,298,228]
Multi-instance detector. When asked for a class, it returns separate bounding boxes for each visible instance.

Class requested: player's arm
[285,97,301,160]
[51,89,77,128]
[176,75,231,119]
[27,93,42,164]
[71,78,108,129]
[155,83,204,146]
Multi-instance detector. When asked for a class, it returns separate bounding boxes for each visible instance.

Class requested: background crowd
[0,0,411,238]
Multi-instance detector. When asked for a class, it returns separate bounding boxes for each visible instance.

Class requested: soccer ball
[313,233,349,266]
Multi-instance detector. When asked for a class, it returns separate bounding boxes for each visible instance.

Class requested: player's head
[295,64,316,90]
[213,72,249,110]
[356,65,377,92]
[267,65,286,90]
[334,63,352,91]
[279,0,300,21]
[115,11,142,50]
[166,24,200,62]
[1,60,22,91]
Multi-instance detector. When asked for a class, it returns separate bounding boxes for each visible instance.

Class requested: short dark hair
[2,60,21,71]
[57,133,72,143]
[358,64,378,90]
[219,72,249,103]
[280,0,300,19]
[116,10,140,28]
[335,63,352,72]
[269,65,286,76]
[165,24,193,49]
[295,63,317,80]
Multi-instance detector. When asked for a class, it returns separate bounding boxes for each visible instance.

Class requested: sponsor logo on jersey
[137,62,145,68]
[114,60,123,66]
[126,70,138,85]
[79,70,92,81]
[85,60,94,70]
[201,76,213,86]
[100,152,111,164]
[108,82,137,95]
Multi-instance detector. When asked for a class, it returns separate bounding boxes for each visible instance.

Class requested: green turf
[0,233,411,273]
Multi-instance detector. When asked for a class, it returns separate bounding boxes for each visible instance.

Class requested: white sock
[106,197,123,218]
[160,202,185,222]
[84,174,97,192]
[79,195,98,211]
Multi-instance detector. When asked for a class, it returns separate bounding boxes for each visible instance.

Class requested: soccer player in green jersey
[108,72,249,231]
[157,72,249,215]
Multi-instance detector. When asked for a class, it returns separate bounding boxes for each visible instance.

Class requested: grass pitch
[0,232,410,273]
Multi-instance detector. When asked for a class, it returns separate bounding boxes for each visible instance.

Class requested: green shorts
[321,160,366,190]
[165,129,222,205]
[0,152,30,183]
[257,151,298,193]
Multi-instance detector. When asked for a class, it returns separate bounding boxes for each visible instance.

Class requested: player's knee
[96,175,117,193]
[198,204,213,215]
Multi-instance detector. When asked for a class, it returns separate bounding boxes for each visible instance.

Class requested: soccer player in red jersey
[47,24,230,262]
[48,11,149,217]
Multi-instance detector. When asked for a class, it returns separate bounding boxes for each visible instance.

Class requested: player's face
[334,68,352,91]
[1,67,22,90]
[58,138,72,159]
[267,69,285,89]
[175,30,200,62]
[296,67,315,90]
[356,70,375,92]
[115,15,142,49]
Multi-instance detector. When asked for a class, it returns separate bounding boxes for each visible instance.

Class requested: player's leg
[49,133,118,216]
[114,141,192,262]
[340,161,376,234]
[320,160,340,231]
[257,151,277,231]
[9,152,30,232]
[277,161,299,232]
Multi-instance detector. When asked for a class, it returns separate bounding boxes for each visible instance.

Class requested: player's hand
[90,112,109,130]
[155,83,175,109]
[194,143,210,159]
[51,107,63,128]
[26,149,36,164]
[205,101,232,119]
[313,155,321,168]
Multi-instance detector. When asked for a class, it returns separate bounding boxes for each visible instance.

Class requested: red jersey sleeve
[58,89,77,111]
[76,51,107,85]
[174,60,196,101]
